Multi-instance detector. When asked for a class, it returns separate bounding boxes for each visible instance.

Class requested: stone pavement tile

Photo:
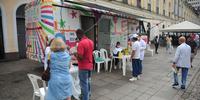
[113,84,135,95]
[108,73,124,80]
[103,83,121,91]
[126,90,143,99]
[104,91,125,100]
[92,79,109,87]
[148,96,169,100]
[95,88,112,96]
[135,85,149,93]
[101,76,116,83]
[119,96,134,100]
[137,93,152,100]
[133,80,151,86]
[177,90,185,96]
[145,87,160,95]
[160,77,171,82]
[172,95,182,100]
[151,83,165,90]
[153,89,178,100]
[122,83,140,90]
[95,96,111,100]
[91,93,102,100]
[111,79,128,86]
[92,74,104,81]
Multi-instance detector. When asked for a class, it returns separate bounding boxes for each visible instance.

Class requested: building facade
[0,0,200,61]
[112,0,200,24]
[0,0,29,61]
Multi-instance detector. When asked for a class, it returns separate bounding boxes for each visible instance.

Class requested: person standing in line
[154,35,160,54]
[138,34,146,79]
[129,34,141,81]
[172,36,191,89]
[194,34,199,48]
[75,29,94,100]
[186,36,197,68]
[166,35,172,54]
[44,37,53,70]
[46,38,72,100]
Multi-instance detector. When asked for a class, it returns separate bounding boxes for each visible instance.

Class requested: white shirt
[173,43,191,68]
[132,41,140,59]
[139,39,146,60]
[113,47,122,56]
[44,46,51,70]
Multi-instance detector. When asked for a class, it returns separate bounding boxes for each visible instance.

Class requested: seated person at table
[113,41,123,69]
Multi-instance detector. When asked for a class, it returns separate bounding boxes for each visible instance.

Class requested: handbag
[42,53,51,81]
[42,64,50,81]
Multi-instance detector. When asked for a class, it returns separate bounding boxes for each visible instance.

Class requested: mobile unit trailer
[25,0,139,62]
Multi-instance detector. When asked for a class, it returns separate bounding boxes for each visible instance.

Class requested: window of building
[163,10,165,16]
[163,0,166,15]
[156,7,159,14]
[137,0,141,8]
[122,0,128,4]
[148,0,151,11]
[148,4,151,11]
[156,0,159,14]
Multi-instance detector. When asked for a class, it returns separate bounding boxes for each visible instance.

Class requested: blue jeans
[139,60,143,75]
[173,67,189,86]
[132,59,140,77]
[79,70,91,100]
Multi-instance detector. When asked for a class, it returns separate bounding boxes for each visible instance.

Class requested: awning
[160,21,200,32]
[52,1,140,20]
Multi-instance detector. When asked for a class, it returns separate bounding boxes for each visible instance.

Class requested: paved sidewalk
[0,47,199,100]
[90,48,200,100]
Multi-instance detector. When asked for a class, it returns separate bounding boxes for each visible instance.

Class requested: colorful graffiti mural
[26,0,136,62]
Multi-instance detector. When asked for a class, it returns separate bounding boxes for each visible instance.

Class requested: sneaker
[181,85,185,89]
[129,77,137,81]
[114,66,117,69]
[172,83,179,87]
[137,75,141,80]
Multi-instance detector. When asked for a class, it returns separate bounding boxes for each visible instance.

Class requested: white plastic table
[69,65,81,100]
[112,55,131,76]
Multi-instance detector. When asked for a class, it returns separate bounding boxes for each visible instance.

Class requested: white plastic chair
[27,74,47,100]
[93,50,105,73]
[100,48,112,71]
[146,44,154,56]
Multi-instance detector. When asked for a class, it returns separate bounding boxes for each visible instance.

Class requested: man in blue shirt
[172,36,191,89]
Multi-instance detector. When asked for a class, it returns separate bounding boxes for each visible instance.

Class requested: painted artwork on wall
[110,16,128,51]
[25,0,137,62]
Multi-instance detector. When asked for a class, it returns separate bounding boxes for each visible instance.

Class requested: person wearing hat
[129,34,141,81]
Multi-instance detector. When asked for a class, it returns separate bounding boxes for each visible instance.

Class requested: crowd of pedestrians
[42,29,199,100]
[152,33,198,89]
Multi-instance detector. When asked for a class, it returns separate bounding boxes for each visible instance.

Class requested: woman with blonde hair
[46,38,72,100]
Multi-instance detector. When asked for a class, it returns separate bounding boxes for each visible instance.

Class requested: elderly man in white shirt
[172,36,191,89]
[138,34,146,78]
[129,34,141,81]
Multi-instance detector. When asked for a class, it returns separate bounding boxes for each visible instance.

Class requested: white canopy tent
[160,21,200,33]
